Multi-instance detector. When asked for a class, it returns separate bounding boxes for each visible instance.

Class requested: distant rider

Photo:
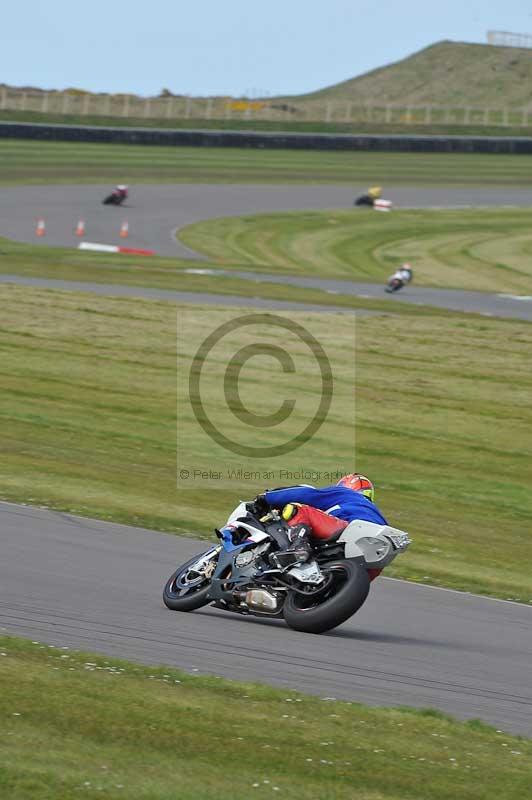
[249,474,387,580]
[114,185,128,201]
[389,263,413,285]
[354,186,382,207]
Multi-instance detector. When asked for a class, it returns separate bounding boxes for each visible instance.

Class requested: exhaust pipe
[244,589,278,611]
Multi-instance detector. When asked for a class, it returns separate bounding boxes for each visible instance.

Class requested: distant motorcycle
[385,265,413,293]
[354,193,376,207]
[163,503,411,634]
[102,185,128,206]
[354,185,382,207]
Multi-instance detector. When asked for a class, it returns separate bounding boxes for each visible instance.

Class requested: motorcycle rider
[114,185,128,201]
[249,474,387,580]
[388,263,413,286]
[354,185,382,207]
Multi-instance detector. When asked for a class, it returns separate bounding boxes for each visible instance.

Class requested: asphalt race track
[0,275,384,315]
[2,183,532,320]
[1,183,532,735]
[2,273,532,321]
[1,501,531,736]
[1,183,532,258]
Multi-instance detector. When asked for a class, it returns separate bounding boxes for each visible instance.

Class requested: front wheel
[283,560,370,634]
[163,548,219,611]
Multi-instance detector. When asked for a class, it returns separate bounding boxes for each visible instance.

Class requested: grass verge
[1,139,532,186]
[180,207,532,294]
[3,107,532,137]
[0,237,452,316]
[1,634,531,800]
[1,285,531,601]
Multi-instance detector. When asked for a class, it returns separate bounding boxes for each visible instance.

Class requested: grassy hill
[296,40,532,107]
[3,40,532,134]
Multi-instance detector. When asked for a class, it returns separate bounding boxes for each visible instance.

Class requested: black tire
[283,560,370,634]
[163,549,218,611]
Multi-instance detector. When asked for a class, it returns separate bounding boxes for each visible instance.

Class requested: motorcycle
[385,268,413,293]
[354,193,376,207]
[163,503,411,634]
[102,187,128,206]
[385,277,405,293]
[354,185,382,207]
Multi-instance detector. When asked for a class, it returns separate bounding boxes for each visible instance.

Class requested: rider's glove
[246,494,270,518]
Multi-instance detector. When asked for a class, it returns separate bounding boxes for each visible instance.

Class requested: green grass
[2,138,532,187]
[3,107,532,138]
[180,207,532,293]
[1,284,531,601]
[1,635,531,799]
[0,237,449,316]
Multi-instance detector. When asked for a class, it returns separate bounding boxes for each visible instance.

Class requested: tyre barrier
[2,121,532,154]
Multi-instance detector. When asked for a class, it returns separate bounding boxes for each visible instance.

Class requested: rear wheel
[163,548,219,611]
[283,560,369,634]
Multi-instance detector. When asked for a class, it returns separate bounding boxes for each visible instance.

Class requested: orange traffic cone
[119,220,129,239]
[75,219,86,237]
[35,218,46,237]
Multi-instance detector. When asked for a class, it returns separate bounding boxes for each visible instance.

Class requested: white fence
[1,87,532,128]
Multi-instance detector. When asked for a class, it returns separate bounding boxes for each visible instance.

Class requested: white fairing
[225,502,270,543]
[226,502,248,525]
[338,520,411,568]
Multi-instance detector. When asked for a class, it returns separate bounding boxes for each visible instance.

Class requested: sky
[3,1,532,97]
